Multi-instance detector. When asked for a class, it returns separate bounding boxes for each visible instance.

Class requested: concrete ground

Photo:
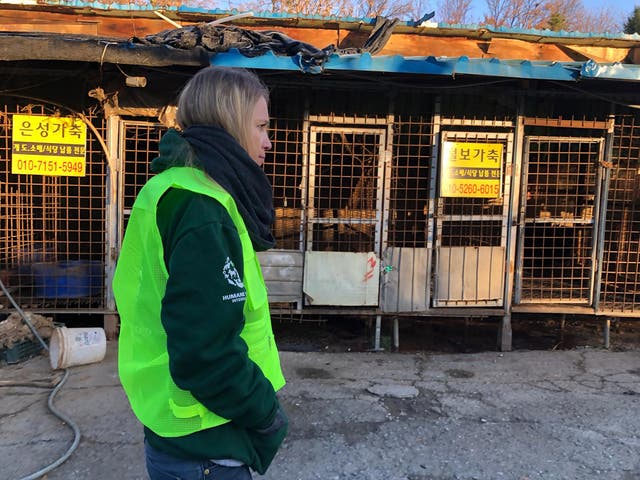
[1,342,639,480]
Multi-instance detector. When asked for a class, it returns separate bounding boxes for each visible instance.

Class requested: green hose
[0,278,82,480]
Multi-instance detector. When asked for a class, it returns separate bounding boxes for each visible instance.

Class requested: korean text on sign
[440,141,503,198]
[11,114,87,177]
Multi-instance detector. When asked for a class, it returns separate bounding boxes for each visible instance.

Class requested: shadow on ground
[272,314,640,354]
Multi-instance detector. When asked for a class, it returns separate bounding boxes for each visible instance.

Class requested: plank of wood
[266,282,302,297]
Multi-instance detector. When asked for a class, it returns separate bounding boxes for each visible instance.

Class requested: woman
[113,66,288,480]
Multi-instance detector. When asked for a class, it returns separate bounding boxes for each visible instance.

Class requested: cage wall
[388,93,435,249]
[0,101,108,313]
[112,81,640,318]
[264,86,306,251]
[600,111,640,313]
[5,75,635,320]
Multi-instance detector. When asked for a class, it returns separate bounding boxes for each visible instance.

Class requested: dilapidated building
[1,2,640,350]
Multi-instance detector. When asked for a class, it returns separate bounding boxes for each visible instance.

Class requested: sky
[582,0,637,11]
[466,0,639,25]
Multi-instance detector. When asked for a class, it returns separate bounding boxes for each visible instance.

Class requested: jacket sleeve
[157,188,279,430]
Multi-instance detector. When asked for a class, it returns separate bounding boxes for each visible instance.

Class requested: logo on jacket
[223,257,244,289]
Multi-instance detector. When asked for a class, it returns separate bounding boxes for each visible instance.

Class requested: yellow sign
[440,141,503,198]
[12,114,87,176]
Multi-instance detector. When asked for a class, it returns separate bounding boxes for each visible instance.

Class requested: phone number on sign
[444,183,501,196]
[14,158,85,175]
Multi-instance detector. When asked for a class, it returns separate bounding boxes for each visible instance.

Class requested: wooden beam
[0,33,211,67]
[487,37,575,61]
[523,117,610,129]
[563,45,631,63]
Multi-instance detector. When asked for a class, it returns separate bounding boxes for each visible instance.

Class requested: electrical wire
[0,277,81,480]
[549,80,640,111]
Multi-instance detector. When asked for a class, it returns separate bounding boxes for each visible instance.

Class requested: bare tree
[543,0,621,33]
[221,0,355,16]
[230,0,415,18]
[577,6,622,33]
[234,0,410,18]
[353,0,415,19]
[437,0,473,24]
[483,0,547,29]
[186,0,622,33]
[268,0,355,16]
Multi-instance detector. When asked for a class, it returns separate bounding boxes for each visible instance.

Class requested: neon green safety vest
[114,166,285,437]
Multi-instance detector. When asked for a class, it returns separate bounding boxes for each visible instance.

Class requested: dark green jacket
[143,131,287,474]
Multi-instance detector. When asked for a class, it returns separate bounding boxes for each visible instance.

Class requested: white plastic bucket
[49,326,107,370]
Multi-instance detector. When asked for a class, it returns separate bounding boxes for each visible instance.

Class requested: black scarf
[181,125,275,251]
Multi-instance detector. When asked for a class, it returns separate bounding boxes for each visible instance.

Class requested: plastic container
[49,326,106,370]
[1,340,44,364]
[31,260,102,298]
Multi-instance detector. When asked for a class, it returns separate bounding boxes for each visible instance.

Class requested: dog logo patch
[223,257,244,289]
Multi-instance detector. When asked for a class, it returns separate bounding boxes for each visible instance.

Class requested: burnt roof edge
[0,32,211,67]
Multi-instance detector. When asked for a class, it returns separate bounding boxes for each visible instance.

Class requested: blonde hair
[176,67,269,152]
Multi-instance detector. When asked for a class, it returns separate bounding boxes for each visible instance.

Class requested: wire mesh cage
[3,79,639,321]
[600,113,640,312]
[0,103,107,312]
[307,129,382,253]
[388,114,434,248]
[121,120,164,221]
[263,94,305,251]
[518,137,602,304]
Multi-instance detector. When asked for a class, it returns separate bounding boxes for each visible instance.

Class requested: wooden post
[392,316,399,351]
[498,314,513,352]
[371,314,383,351]
[104,314,119,341]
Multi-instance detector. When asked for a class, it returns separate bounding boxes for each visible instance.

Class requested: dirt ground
[6,311,638,360]
[1,314,639,480]
[3,342,639,480]
[271,314,640,354]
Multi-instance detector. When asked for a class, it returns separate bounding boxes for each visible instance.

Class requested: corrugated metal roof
[210,49,640,82]
[580,60,640,81]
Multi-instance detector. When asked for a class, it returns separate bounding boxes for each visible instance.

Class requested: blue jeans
[144,440,252,480]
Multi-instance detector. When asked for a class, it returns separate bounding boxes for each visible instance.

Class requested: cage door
[303,126,386,306]
[515,136,604,304]
[433,131,512,307]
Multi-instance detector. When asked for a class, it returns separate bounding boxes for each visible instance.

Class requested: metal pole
[393,316,399,351]
[374,314,382,351]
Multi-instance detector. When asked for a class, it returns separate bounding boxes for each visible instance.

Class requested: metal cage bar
[263,115,305,251]
[517,136,604,304]
[119,120,164,220]
[387,114,434,248]
[433,129,513,307]
[599,113,640,313]
[306,126,385,253]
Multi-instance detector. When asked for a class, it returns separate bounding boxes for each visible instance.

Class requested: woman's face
[247,96,272,166]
